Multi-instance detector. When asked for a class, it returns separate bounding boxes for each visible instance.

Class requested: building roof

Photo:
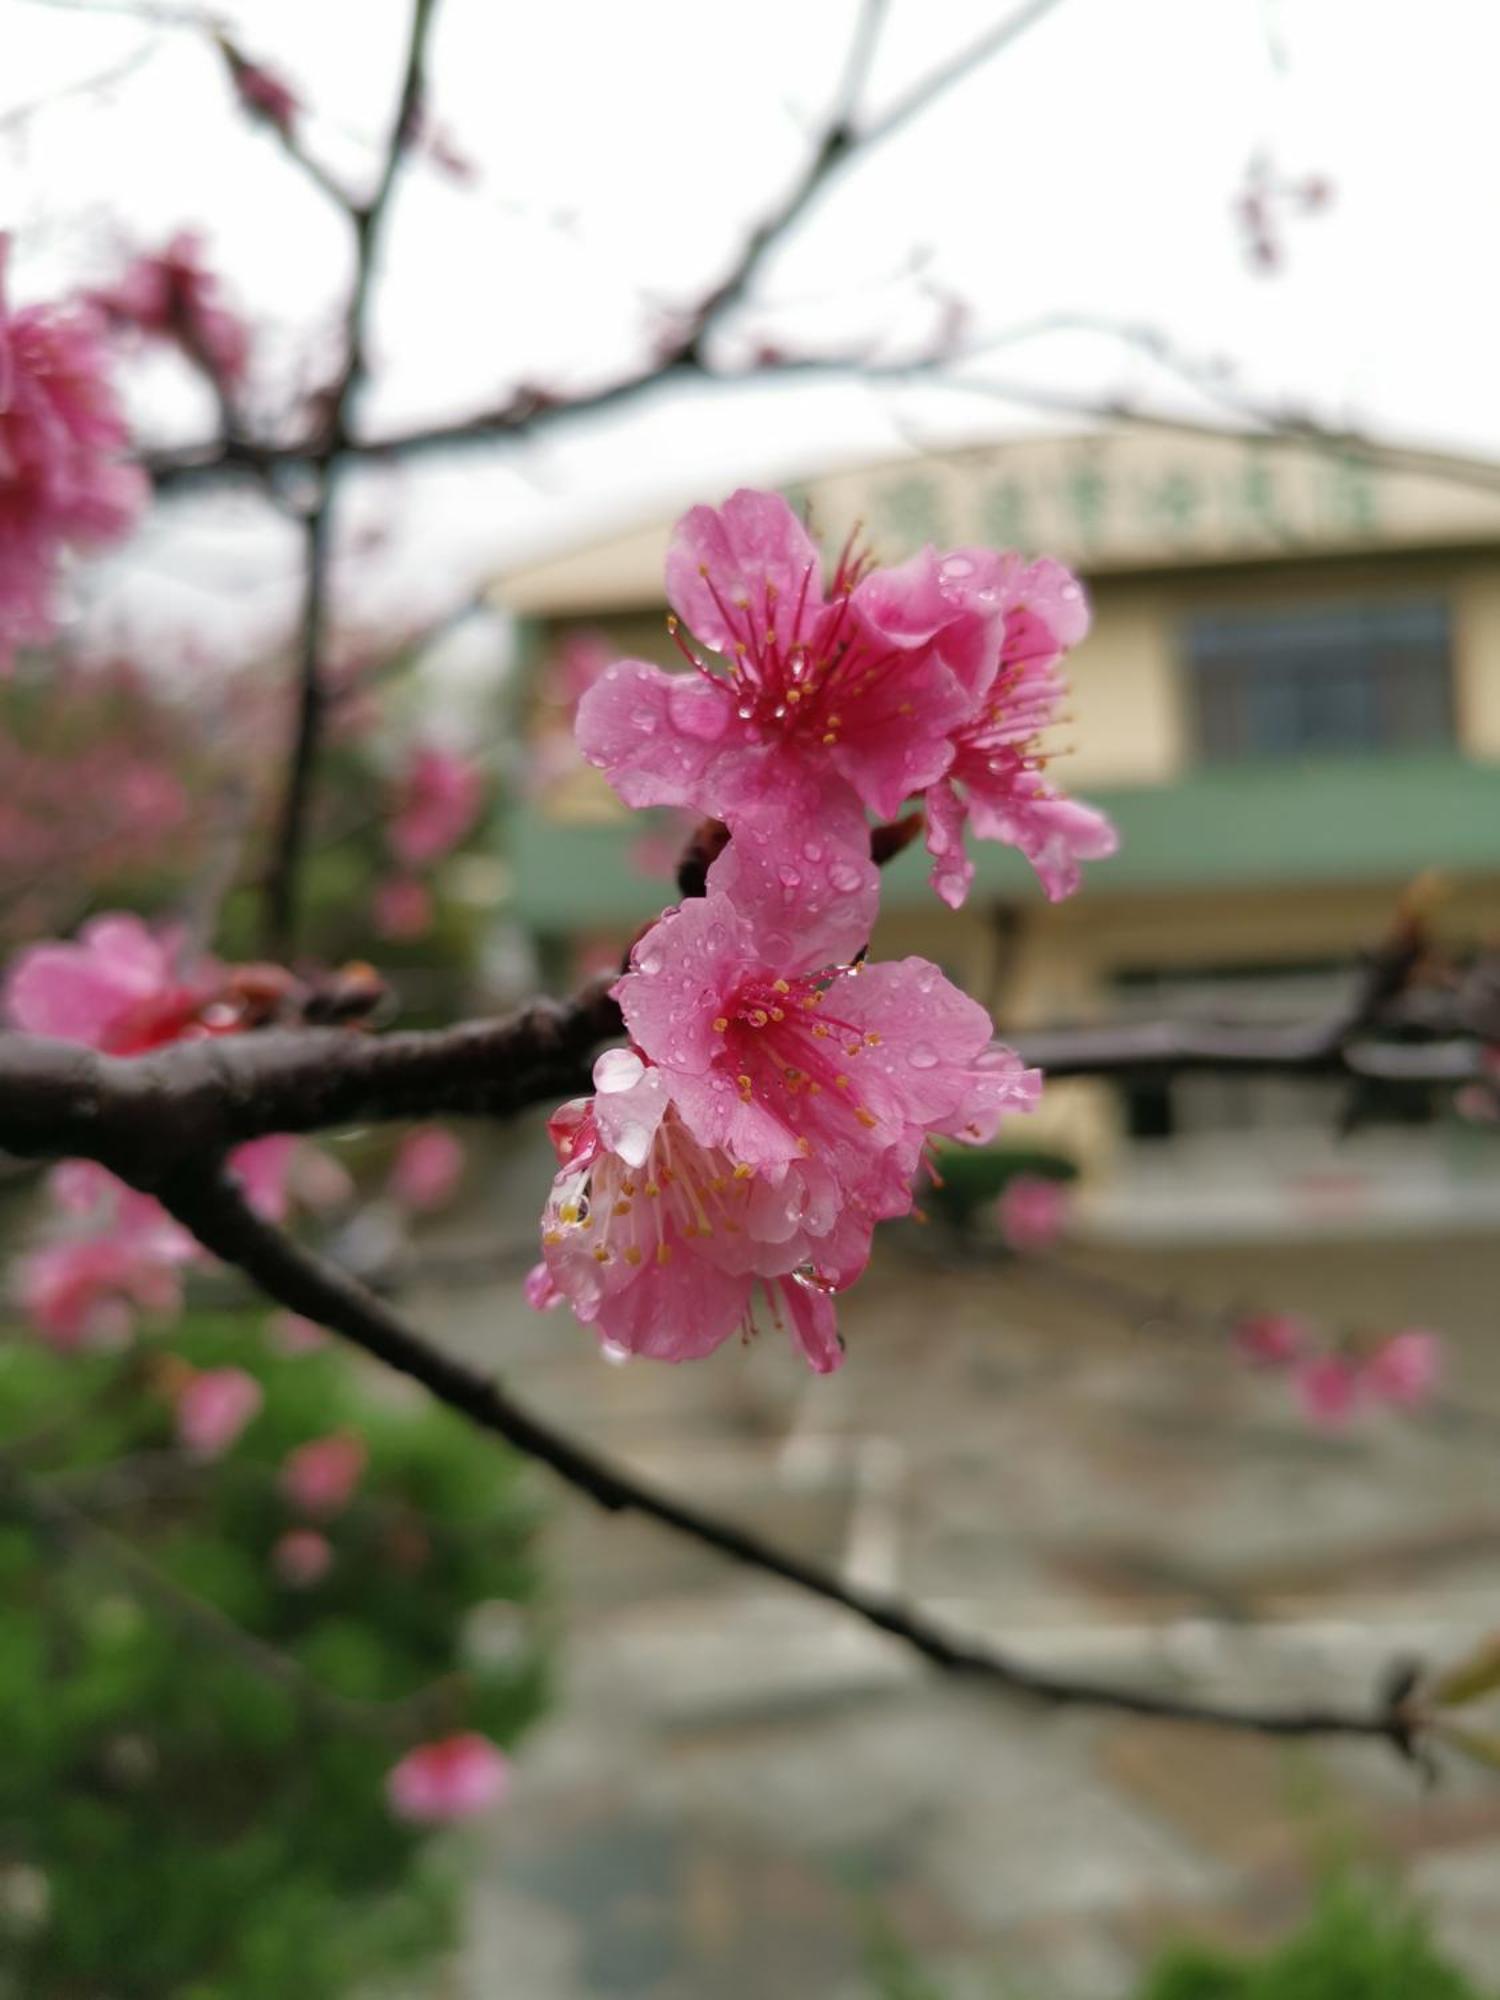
[498,427,1500,616]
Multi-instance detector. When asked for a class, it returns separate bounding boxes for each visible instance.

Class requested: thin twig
[258,0,440,955]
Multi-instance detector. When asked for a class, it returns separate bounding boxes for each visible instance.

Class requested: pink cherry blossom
[174,1366,263,1460]
[273,1528,333,1588]
[1232,1311,1309,1370]
[1,238,147,671]
[1364,1328,1443,1410]
[920,554,1117,906]
[373,874,434,940]
[1294,1352,1364,1430]
[388,1127,465,1212]
[540,870,1038,1369]
[13,1163,195,1349]
[280,1432,367,1518]
[91,233,249,385]
[996,1173,1071,1251]
[388,744,484,870]
[4,912,218,1054]
[614,886,1037,1183]
[386,1733,510,1825]
[539,1051,850,1371]
[576,489,1115,913]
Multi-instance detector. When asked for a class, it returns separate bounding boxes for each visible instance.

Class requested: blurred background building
[500,428,1500,1248]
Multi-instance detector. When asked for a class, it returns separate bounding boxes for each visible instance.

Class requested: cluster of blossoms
[3,916,341,1344]
[0,237,146,672]
[1233,1312,1443,1428]
[531,488,1118,1370]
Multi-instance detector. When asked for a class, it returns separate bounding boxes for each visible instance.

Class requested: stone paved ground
[403,1161,1500,1999]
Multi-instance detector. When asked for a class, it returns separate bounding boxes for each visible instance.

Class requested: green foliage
[1139,1879,1492,2000]
[861,1880,1492,2000]
[924,1143,1077,1236]
[0,1312,551,2000]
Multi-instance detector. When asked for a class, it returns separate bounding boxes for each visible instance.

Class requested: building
[499,428,1500,1244]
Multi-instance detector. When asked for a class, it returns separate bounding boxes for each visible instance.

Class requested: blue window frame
[1186,599,1452,761]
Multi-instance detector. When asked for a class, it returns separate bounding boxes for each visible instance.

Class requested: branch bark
[147,1163,1418,1756]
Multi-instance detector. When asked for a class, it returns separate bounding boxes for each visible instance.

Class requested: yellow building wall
[1066,587,1184,788]
[1453,566,1500,761]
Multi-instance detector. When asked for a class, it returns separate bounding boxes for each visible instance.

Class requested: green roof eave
[507,752,1500,928]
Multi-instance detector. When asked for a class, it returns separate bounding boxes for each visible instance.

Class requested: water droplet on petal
[907,1043,938,1070]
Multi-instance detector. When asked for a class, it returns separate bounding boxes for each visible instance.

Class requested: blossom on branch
[5,913,223,1054]
[92,233,250,387]
[536,869,1038,1369]
[0,238,146,672]
[577,487,1115,910]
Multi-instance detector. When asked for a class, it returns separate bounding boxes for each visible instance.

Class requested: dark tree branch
[258,0,440,956]
[0,932,1480,1177]
[145,1163,1419,1755]
[262,497,333,954]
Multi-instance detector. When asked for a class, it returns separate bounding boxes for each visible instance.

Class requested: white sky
[4,0,1499,665]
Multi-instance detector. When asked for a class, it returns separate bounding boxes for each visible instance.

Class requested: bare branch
[858,0,1072,152]
[147,1163,1419,1756]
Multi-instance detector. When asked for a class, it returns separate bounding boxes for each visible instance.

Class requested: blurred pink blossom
[1232,1311,1309,1369]
[1294,1353,1364,1430]
[996,1173,1070,1252]
[386,1733,510,1824]
[268,1310,328,1354]
[388,1126,466,1212]
[280,1432,367,1518]
[1364,1328,1443,1410]
[388,744,484,870]
[13,1164,195,1350]
[4,912,217,1054]
[272,1528,333,1588]
[227,1134,299,1222]
[374,875,434,940]
[1,237,146,670]
[92,232,249,385]
[175,1366,263,1460]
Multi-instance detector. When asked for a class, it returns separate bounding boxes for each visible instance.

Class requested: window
[1185,598,1452,761]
